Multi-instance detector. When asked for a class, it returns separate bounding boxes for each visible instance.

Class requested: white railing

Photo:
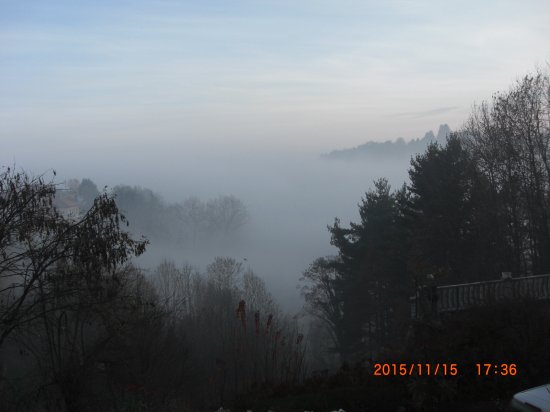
[410,273,550,319]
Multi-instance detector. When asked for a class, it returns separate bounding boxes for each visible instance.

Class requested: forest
[1,68,550,411]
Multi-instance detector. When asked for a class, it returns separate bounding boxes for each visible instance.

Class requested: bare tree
[206,195,249,236]
[462,69,550,274]
[206,257,243,292]
[178,196,207,244]
[0,167,147,349]
[300,257,344,354]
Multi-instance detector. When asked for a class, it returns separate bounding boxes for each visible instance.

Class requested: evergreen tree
[327,178,409,359]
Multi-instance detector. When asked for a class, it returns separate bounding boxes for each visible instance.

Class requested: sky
[2,0,549,157]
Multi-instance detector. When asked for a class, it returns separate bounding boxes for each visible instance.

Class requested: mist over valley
[43,135,432,311]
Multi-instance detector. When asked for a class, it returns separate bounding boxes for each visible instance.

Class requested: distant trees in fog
[112,186,249,244]
[77,178,100,210]
[174,194,249,244]
[56,180,250,245]
[323,124,452,160]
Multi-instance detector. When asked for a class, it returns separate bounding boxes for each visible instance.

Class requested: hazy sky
[1,0,549,155]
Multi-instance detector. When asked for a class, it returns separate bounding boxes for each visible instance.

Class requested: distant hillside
[323,124,451,160]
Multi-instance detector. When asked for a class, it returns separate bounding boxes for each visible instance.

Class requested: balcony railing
[410,273,550,319]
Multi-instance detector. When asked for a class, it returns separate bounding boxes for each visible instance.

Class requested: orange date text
[372,363,458,376]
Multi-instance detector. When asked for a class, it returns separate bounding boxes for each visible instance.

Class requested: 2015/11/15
[372,363,458,376]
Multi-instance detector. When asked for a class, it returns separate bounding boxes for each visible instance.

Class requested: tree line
[302,68,550,363]
[323,124,452,161]
[62,179,249,245]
